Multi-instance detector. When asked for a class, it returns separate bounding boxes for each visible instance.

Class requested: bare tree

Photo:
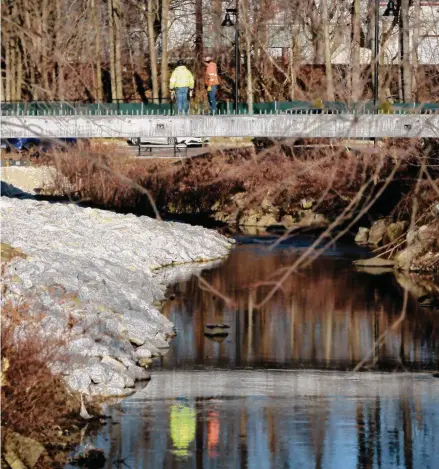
[108,0,117,101]
[161,0,169,101]
[311,1,324,64]
[321,0,334,100]
[351,0,362,101]
[411,0,420,100]
[113,0,124,101]
[399,0,411,102]
[90,0,103,102]
[40,0,51,98]
[147,0,159,101]
[195,0,203,94]
[242,0,254,113]
[55,0,64,100]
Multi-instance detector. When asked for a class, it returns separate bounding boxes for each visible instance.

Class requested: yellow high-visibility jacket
[170,66,194,90]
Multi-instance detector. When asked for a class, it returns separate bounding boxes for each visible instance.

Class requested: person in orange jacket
[204,56,219,113]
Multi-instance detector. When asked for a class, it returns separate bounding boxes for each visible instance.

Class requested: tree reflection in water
[161,244,438,371]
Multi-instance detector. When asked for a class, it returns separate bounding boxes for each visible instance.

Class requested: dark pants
[208,85,217,113]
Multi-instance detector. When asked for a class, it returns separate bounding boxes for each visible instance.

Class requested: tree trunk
[381,13,399,100]
[0,25,5,99]
[55,0,64,100]
[108,0,116,101]
[1,67,5,101]
[10,36,18,101]
[90,0,103,102]
[243,0,253,113]
[147,0,159,101]
[113,0,123,101]
[23,0,36,99]
[321,0,334,100]
[5,34,12,101]
[160,0,169,101]
[41,0,50,98]
[311,1,324,64]
[399,0,411,102]
[16,44,23,101]
[212,0,223,53]
[289,11,300,100]
[351,0,362,102]
[411,0,420,100]
[194,0,203,94]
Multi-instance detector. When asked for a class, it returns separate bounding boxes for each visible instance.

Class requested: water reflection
[161,242,438,371]
[87,371,439,469]
[69,239,439,469]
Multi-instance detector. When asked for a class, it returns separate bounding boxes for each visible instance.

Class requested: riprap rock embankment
[1,196,233,397]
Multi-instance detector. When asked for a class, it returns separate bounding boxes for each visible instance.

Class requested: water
[69,236,439,469]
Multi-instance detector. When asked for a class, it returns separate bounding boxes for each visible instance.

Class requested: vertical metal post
[234,8,239,114]
[373,0,380,148]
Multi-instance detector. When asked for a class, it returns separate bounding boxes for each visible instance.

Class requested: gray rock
[238,208,261,227]
[383,221,407,244]
[298,212,328,228]
[138,357,153,368]
[128,364,151,381]
[355,227,370,245]
[354,257,395,268]
[256,213,278,227]
[90,384,135,397]
[354,266,394,275]
[230,192,247,209]
[63,367,92,394]
[280,215,295,228]
[69,337,110,358]
[418,224,434,243]
[406,228,418,246]
[101,355,127,375]
[394,244,426,271]
[122,374,135,388]
[368,219,388,245]
[134,346,153,359]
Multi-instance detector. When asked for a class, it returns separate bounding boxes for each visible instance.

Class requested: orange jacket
[204,62,219,86]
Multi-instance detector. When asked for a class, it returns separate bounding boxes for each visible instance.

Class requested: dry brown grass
[44,138,434,225]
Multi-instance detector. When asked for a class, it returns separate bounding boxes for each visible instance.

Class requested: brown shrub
[1,302,78,441]
[44,138,436,223]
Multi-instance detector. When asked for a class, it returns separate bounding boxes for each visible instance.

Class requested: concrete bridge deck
[2,113,439,139]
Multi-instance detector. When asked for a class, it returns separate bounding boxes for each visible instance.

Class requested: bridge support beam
[1,114,438,139]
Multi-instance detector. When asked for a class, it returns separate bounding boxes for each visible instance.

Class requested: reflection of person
[207,411,220,458]
[170,402,196,458]
[170,59,194,114]
[204,56,219,113]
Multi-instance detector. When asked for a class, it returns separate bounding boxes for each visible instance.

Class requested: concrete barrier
[2,114,439,139]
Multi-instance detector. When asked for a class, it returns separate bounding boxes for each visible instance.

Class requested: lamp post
[221,8,239,113]
[373,0,397,111]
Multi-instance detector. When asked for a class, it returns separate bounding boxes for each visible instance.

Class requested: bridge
[2,102,439,139]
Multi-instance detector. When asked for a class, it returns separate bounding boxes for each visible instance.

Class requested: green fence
[1,100,438,116]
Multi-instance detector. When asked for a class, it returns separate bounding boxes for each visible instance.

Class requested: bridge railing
[1,100,439,116]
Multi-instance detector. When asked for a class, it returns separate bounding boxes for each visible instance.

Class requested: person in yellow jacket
[170,59,195,114]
